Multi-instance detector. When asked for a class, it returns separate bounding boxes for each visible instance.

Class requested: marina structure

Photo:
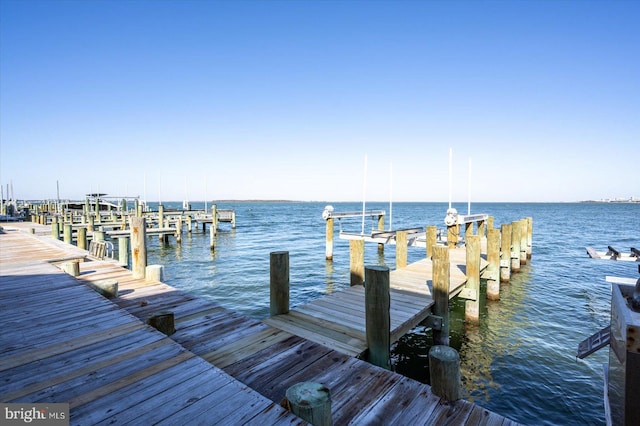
[0,222,520,424]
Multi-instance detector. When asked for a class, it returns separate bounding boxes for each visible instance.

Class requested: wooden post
[88,279,118,298]
[511,220,521,272]
[365,265,390,369]
[500,223,512,282]
[270,251,289,316]
[176,216,182,243]
[88,215,95,232]
[526,216,533,259]
[395,230,407,269]
[285,382,332,426]
[209,220,215,251]
[231,211,236,229]
[429,345,461,401]
[465,235,481,323]
[349,240,364,286]
[147,312,175,336]
[63,224,72,245]
[325,217,334,260]
[447,225,458,248]
[426,225,437,259]
[432,245,450,346]
[158,204,164,241]
[131,217,147,279]
[146,265,164,282]
[487,216,494,230]
[186,215,192,233]
[519,219,528,265]
[486,228,501,301]
[63,261,80,277]
[212,204,218,236]
[478,219,486,237]
[77,227,87,250]
[377,214,385,254]
[118,236,129,266]
[51,221,60,240]
[93,230,105,242]
[464,222,473,242]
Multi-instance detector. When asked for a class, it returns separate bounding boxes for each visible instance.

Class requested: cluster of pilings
[32,202,236,257]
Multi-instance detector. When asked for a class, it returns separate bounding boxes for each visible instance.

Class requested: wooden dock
[0,226,300,424]
[0,223,519,425]
[265,247,488,358]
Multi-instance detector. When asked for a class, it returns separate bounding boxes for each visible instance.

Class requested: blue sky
[1,0,638,202]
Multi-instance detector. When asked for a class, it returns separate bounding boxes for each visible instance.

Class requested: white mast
[468,157,472,215]
[389,162,393,231]
[361,154,367,235]
[448,148,453,209]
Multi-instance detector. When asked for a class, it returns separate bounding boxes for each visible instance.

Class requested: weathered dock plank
[0,226,302,425]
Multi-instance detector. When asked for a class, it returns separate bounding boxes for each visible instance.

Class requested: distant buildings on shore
[581,197,640,203]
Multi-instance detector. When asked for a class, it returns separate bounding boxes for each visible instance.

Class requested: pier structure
[0,223,520,425]
[316,207,533,354]
[23,199,237,255]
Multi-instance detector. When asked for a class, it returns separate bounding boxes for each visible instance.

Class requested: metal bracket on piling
[425,315,443,331]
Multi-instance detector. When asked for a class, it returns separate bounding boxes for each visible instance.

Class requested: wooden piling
[377,214,385,254]
[464,222,473,241]
[395,230,407,269]
[432,245,450,346]
[511,221,521,272]
[118,236,128,267]
[465,235,481,323]
[365,265,390,370]
[285,382,332,426]
[270,251,289,316]
[209,220,215,251]
[146,265,164,282]
[63,261,80,277]
[158,205,165,241]
[176,216,182,243]
[500,223,512,282]
[349,240,364,286]
[487,216,494,230]
[63,224,72,245]
[526,216,533,259]
[186,215,192,233]
[519,219,528,265]
[478,219,486,237]
[325,217,334,260]
[77,227,87,250]
[212,204,218,236]
[51,221,60,240]
[88,279,118,299]
[231,211,236,229]
[88,215,95,232]
[486,228,501,301]
[428,345,461,401]
[131,217,147,279]
[147,311,175,336]
[426,225,437,259]
[447,225,458,248]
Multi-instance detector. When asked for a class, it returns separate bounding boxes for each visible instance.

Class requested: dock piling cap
[630,278,640,312]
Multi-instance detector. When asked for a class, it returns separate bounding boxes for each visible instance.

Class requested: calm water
[141,201,638,425]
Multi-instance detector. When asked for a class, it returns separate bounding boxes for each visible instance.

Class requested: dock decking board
[1,223,517,425]
[0,226,302,425]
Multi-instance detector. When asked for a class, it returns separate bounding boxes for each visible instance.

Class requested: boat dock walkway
[0,225,299,425]
[0,223,517,425]
[265,246,489,357]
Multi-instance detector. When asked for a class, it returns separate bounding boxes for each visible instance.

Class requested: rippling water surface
[143,201,639,425]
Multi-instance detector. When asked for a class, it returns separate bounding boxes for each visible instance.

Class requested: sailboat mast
[361,155,367,235]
